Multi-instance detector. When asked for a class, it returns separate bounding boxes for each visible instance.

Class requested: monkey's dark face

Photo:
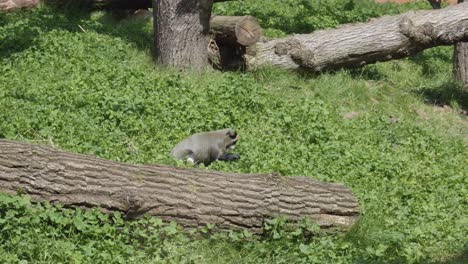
[224,129,239,149]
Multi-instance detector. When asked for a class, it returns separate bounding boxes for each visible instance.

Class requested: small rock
[343,111,361,120]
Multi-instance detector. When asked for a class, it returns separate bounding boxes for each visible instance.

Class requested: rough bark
[0,0,234,11]
[208,16,262,70]
[245,3,468,72]
[453,0,468,89]
[0,0,39,11]
[210,16,262,46]
[453,43,468,87]
[116,12,262,46]
[0,139,359,231]
[153,0,214,70]
[92,0,232,9]
[125,13,261,70]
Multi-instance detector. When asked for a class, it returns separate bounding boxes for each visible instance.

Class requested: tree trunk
[152,0,214,70]
[0,0,234,11]
[453,0,468,89]
[0,139,359,231]
[453,42,468,89]
[93,0,232,10]
[245,3,468,72]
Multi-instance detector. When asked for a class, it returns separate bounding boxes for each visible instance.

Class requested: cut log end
[210,15,262,46]
[234,16,262,46]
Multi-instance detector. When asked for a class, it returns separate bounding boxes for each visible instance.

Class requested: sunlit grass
[0,1,467,263]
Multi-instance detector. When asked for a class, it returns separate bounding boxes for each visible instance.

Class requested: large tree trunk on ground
[245,3,468,72]
[453,0,468,89]
[0,139,359,231]
[152,0,214,70]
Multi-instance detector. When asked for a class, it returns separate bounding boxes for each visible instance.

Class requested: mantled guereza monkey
[170,128,240,166]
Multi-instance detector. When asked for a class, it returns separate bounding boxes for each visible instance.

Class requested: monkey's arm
[218,153,240,161]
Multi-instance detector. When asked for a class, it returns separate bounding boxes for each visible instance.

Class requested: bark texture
[0,0,39,11]
[0,139,359,231]
[208,16,262,70]
[453,0,468,89]
[153,0,214,70]
[92,0,232,9]
[453,42,468,88]
[245,3,468,72]
[0,0,234,11]
[210,16,262,46]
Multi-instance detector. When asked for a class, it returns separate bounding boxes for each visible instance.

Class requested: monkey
[170,128,240,166]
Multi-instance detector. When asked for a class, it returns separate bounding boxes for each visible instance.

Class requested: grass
[0,1,467,263]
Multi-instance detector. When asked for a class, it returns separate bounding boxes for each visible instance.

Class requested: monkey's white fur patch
[187,157,195,163]
[229,145,236,150]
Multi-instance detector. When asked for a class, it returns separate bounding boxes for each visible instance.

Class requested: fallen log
[208,15,262,70]
[210,15,261,46]
[245,2,468,72]
[0,139,359,231]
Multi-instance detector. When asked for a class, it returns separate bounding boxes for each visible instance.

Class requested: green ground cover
[0,0,466,263]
